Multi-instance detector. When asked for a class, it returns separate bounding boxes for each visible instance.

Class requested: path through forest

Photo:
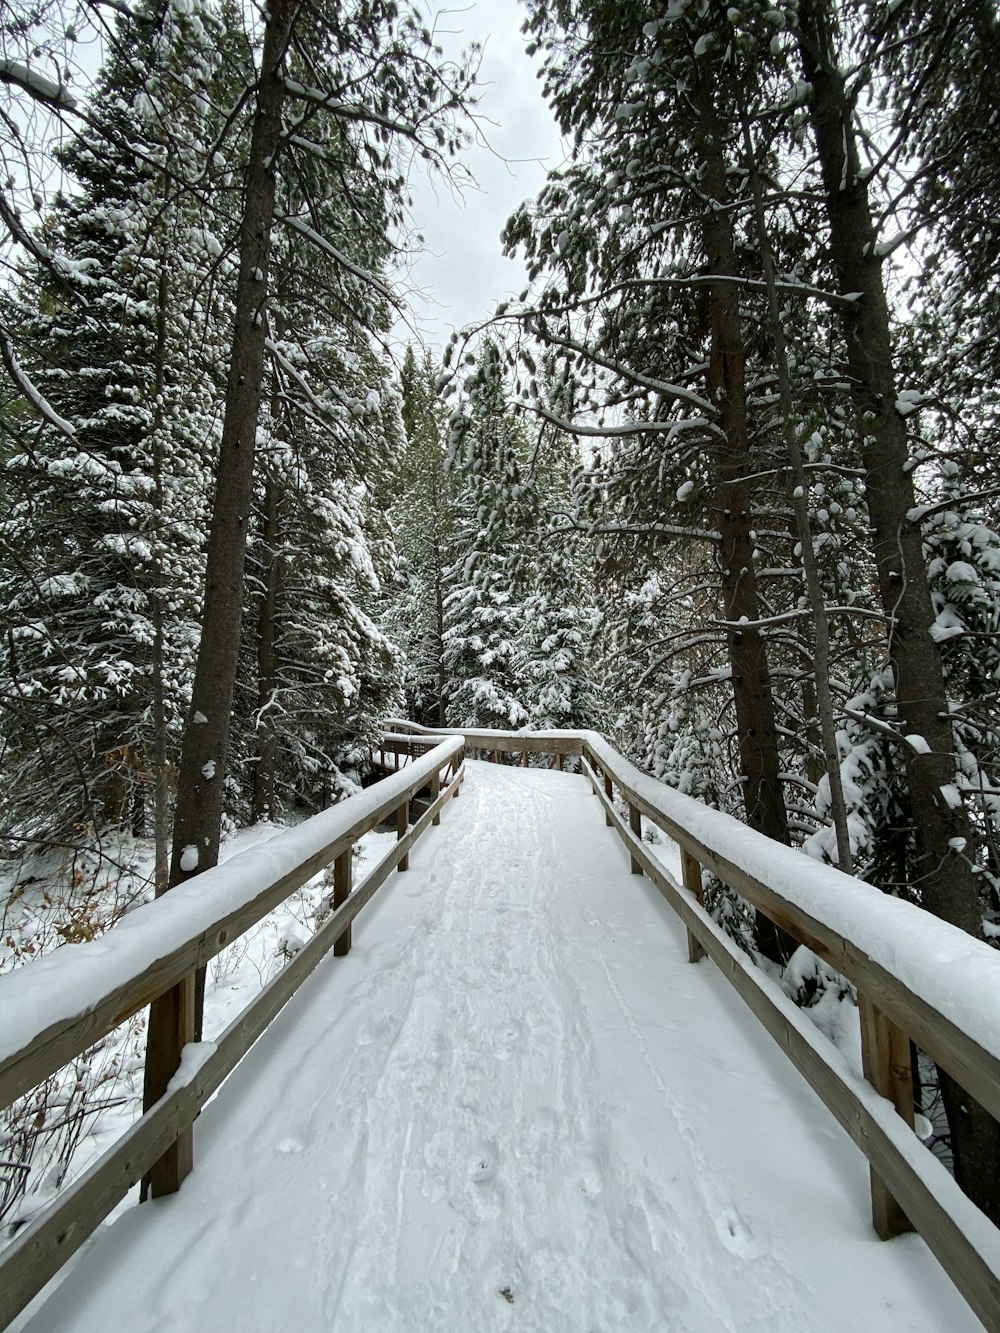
[16,764,976,1332]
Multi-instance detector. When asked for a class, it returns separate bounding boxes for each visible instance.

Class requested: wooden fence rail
[388,719,1000,1331]
[0,735,464,1328]
[4,721,1000,1328]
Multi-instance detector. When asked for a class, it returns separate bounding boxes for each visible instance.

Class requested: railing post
[143,971,195,1197]
[557,751,564,771]
[858,994,915,1239]
[603,770,613,826]
[680,848,706,963]
[397,797,409,871]
[334,846,352,955]
[431,770,441,825]
[629,802,643,874]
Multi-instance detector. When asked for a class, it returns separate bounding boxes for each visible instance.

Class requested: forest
[1,0,999,1242]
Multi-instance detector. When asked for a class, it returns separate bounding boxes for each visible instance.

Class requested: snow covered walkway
[19,763,976,1331]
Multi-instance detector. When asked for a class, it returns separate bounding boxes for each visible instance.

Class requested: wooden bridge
[1,725,999,1329]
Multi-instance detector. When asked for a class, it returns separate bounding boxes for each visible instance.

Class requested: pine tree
[242,118,406,821]
[521,423,598,732]
[442,344,532,729]
[0,0,233,855]
[385,347,455,726]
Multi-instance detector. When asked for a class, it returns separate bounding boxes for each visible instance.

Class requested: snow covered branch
[0,58,77,111]
[534,404,714,441]
[0,321,77,439]
[283,79,417,138]
[278,215,394,301]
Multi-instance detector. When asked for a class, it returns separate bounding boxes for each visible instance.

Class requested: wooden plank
[0,738,464,1115]
[0,761,465,1330]
[859,994,915,1239]
[680,848,706,964]
[604,770,613,827]
[397,797,409,872]
[384,719,584,758]
[333,848,352,956]
[143,972,195,1197]
[431,771,441,826]
[600,802,1000,1330]
[629,803,643,874]
[584,745,1000,1127]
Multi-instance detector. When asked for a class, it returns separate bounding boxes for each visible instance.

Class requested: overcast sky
[392,0,567,354]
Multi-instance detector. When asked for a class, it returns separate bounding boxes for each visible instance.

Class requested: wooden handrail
[394,719,1000,1326]
[385,717,584,757]
[0,735,464,1328]
[577,738,1000,1330]
[390,723,1000,1116]
[4,720,1000,1328]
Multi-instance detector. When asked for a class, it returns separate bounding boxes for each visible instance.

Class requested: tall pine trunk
[144,0,295,1136]
[694,80,793,962]
[797,0,1000,1224]
[739,106,854,874]
[252,477,283,822]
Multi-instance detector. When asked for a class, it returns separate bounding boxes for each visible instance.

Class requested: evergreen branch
[278,214,395,301]
[0,322,76,439]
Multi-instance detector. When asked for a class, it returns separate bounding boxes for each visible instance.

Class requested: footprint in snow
[356,1019,387,1047]
[494,1022,521,1060]
[714,1203,755,1256]
[469,1150,498,1184]
[276,1136,305,1154]
[575,1158,604,1198]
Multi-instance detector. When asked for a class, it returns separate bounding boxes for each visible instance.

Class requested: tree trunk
[149,0,295,1072]
[252,477,283,822]
[693,81,793,963]
[797,0,1000,1224]
[434,553,446,728]
[739,105,854,875]
[150,250,171,897]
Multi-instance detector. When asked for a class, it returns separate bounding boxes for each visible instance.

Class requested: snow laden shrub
[1,836,151,1236]
[923,466,1000,925]
[781,946,859,1067]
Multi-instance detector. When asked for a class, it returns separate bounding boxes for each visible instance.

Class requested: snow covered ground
[14,763,977,1331]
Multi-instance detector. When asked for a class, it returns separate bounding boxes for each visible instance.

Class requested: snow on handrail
[583,731,1000,1112]
[0,734,467,1328]
[390,720,1000,1105]
[0,734,464,1106]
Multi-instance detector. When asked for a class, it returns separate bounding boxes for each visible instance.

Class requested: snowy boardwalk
[20,764,976,1331]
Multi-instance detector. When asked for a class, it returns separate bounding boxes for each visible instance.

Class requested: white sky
[392,0,567,353]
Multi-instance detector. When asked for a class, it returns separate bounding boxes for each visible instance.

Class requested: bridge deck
[17,763,975,1331]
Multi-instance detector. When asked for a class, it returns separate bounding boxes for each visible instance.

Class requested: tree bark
[148,0,295,1075]
[251,477,283,822]
[693,80,794,962]
[739,105,854,875]
[150,251,171,897]
[797,0,1000,1223]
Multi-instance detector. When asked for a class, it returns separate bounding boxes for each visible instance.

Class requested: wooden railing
[389,719,1000,1330]
[0,734,464,1328]
[3,719,1000,1328]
